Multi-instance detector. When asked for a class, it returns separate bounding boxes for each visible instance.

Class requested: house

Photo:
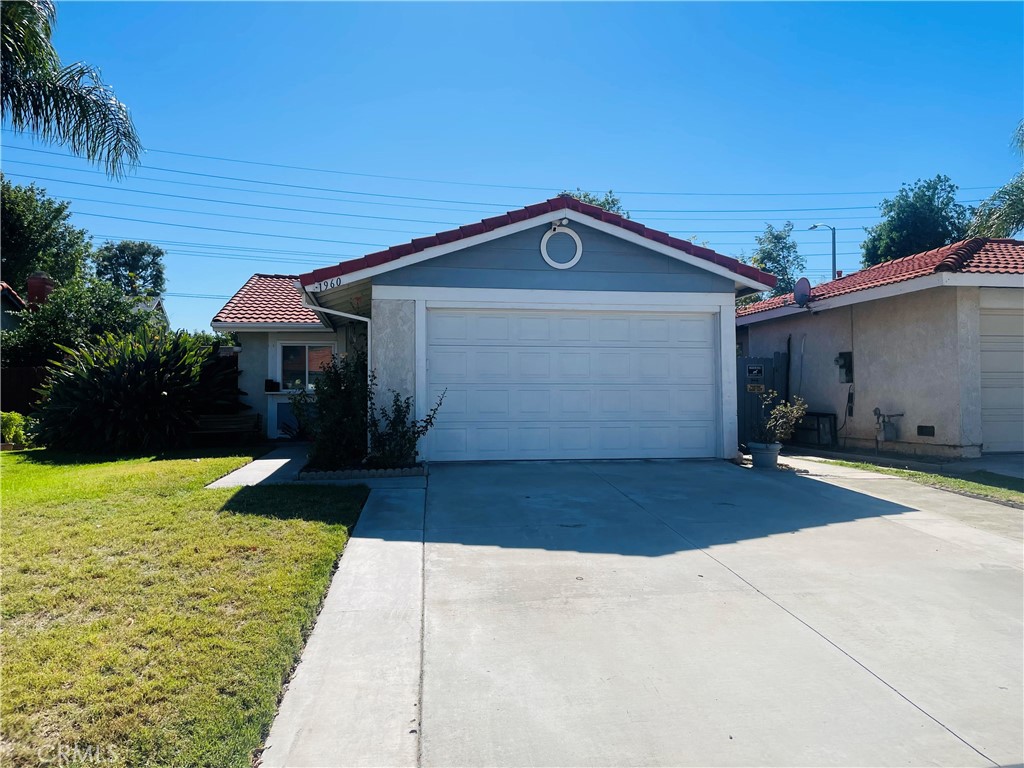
[213,195,776,460]
[737,238,1024,457]
[1,281,26,330]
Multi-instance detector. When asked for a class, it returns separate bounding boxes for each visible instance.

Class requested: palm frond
[969,173,1024,239]
[2,62,141,178]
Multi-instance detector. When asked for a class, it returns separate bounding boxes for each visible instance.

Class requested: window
[280,343,334,391]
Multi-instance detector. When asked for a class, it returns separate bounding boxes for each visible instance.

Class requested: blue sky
[2,1,1021,330]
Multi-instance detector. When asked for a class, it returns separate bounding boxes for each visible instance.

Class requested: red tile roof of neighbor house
[298,195,777,289]
[1,281,26,309]
[212,274,322,325]
[736,238,1024,318]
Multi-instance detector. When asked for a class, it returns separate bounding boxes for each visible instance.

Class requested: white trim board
[372,285,735,309]
[305,208,771,295]
[212,322,334,332]
[737,271,1024,327]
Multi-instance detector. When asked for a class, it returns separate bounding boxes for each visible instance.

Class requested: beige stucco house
[737,238,1024,458]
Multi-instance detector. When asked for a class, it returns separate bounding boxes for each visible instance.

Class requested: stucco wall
[236,331,270,431]
[373,222,737,293]
[370,299,416,401]
[744,286,976,457]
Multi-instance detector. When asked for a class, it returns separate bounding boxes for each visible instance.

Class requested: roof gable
[737,238,1024,319]
[299,196,775,292]
[212,274,324,327]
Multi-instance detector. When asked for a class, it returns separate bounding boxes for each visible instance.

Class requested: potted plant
[749,390,808,469]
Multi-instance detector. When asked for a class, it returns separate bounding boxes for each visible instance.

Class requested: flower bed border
[298,464,427,481]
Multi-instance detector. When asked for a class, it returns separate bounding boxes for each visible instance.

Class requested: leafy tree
[1,175,91,294]
[1,0,141,177]
[561,188,629,217]
[92,240,167,296]
[862,175,971,266]
[1,276,158,367]
[970,120,1024,238]
[751,222,805,297]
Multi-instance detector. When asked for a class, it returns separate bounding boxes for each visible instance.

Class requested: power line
[4,146,516,208]
[1,171,451,230]
[3,171,885,227]
[74,212,389,245]
[166,292,231,300]
[3,129,997,198]
[2,161,498,217]
[1,146,988,214]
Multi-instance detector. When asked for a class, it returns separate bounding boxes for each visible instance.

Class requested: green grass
[1,448,368,767]
[825,460,1024,506]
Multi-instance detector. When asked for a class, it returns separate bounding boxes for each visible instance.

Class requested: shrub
[1,411,28,445]
[299,350,369,470]
[366,382,446,468]
[752,390,808,444]
[33,327,221,453]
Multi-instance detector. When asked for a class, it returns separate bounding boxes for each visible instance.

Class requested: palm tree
[970,120,1024,238]
[2,0,141,177]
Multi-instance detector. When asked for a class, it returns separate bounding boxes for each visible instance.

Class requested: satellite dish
[794,277,812,307]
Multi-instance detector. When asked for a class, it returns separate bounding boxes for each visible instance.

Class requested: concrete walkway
[259,460,1022,768]
[259,489,426,768]
[206,444,309,488]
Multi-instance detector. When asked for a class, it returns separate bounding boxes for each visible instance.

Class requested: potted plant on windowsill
[749,390,808,469]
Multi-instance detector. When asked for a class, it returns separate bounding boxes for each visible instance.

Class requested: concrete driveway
[262,459,1023,768]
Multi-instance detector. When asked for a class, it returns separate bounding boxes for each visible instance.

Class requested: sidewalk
[206,444,309,488]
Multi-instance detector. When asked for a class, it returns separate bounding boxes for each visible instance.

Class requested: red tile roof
[1,281,26,309]
[737,238,1024,318]
[212,274,323,326]
[299,195,776,289]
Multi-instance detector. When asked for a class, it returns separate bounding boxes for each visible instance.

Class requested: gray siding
[373,222,736,293]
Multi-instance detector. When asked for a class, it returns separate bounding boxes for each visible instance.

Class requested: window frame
[276,340,337,393]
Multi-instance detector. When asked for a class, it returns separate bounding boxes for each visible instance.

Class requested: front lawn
[1,449,368,767]
[825,459,1024,507]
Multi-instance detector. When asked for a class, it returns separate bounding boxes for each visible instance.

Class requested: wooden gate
[736,353,789,448]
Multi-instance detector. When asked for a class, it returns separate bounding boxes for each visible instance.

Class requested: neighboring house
[737,238,1024,457]
[1,281,27,330]
[213,195,775,459]
[137,295,169,327]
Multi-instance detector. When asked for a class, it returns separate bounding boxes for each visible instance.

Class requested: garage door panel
[426,309,719,460]
[981,307,1024,453]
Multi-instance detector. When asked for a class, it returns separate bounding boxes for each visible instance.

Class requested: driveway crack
[584,463,1000,768]
[416,480,428,768]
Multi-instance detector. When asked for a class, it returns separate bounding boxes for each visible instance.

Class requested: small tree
[92,240,167,296]
[1,276,158,367]
[752,390,808,445]
[561,188,629,217]
[293,351,370,470]
[862,175,971,267]
[0,176,92,294]
[751,222,805,297]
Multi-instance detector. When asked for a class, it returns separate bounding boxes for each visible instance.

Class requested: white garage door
[981,306,1024,453]
[424,309,719,461]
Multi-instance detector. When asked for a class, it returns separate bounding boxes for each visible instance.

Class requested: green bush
[367,383,445,468]
[1,411,28,445]
[33,327,223,453]
[296,350,369,470]
[296,350,445,470]
[752,390,809,444]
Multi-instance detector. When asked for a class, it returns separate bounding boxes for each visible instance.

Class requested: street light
[809,223,837,281]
